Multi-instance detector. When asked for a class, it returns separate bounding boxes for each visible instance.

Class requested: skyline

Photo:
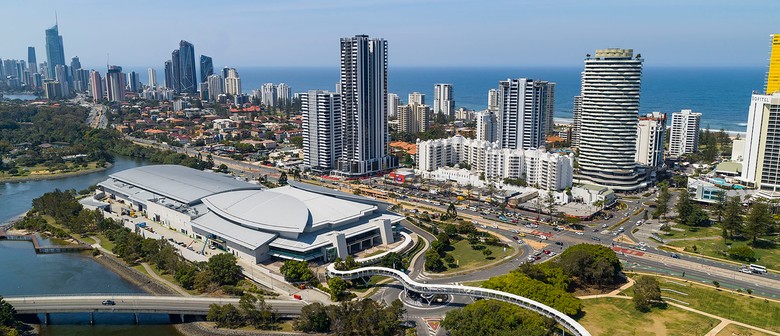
[1,0,778,69]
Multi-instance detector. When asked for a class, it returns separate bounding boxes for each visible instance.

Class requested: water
[1,156,148,223]
[0,156,180,335]
[1,93,39,101]
[128,65,764,132]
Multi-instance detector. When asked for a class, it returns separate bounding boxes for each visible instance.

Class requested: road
[5,295,306,315]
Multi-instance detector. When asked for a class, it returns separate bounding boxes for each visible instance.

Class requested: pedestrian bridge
[4,295,306,317]
[326,264,591,336]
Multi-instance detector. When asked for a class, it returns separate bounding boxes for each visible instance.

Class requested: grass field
[623,276,780,332]
[666,237,780,271]
[0,161,104,181]
[662,225,721,239]
[442,239,512,274]
[716,324,774,336]
[578,297,718,336]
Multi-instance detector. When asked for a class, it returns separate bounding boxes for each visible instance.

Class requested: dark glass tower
[27,47,38,74]
[178,40,197,94]
[199,55,213,83]
[171,50,181,93]
[44,24,66,79]
[164,60,173,90]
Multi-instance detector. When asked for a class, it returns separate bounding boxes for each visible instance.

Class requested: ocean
[128,66,766,132]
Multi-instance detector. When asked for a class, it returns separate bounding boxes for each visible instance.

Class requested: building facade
[261,83,277,106]
[416,135,574,191]
[199,55,213,84]
[476,110,497,142]
[336,35,395,176]
[89,70,103,102]
[575,48,645,191]
[668,109,702,158]
[178,40,197,94]
[105,65,126,102]
[635,112,667,167]
[302,90,342,173]
[224,68,241,96]
[497,78,554,150]
[433,83,455,117]
[44,24,65,79]
[766,34,780,95]
[388,93,400,118]
[148,67,157,88]
[571,96,583,147]
[740,93,780,197]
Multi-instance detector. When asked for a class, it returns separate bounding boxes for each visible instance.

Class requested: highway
[4,295,306,316]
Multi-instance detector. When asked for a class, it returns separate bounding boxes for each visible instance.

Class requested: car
[512,236,519,240]
[549,252,557,257]
[538,235,548,240]
[511,230,519,234]
[534,255,541,260]
[671,253,680,259]
[518,233,526,237]
[101,300,116,305]
[602,224,608,228]
[554,241,564,246]
[591,236,601,241]
[543,250,551,255]
[527,256,536,262]
[575,231,584,235]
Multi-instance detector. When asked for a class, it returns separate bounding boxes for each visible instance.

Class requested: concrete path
[141,262,192,297]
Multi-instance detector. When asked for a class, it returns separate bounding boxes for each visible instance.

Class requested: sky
[1,0,778,69]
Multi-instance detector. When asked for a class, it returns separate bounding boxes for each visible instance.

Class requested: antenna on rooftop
[55,11,58,26]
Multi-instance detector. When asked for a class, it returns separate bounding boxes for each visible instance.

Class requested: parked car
[591,236,601,241]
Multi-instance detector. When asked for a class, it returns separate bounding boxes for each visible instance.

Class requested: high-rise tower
[178,40,197,94]
[105,65,126,102]
[337,35,395,176]
[575,48,644,191]
[171,50,181,93]
[433,84,455,117]
[27,47,38,75]
[148,68,157,88]
[766,34,780,95]
[199,55,213,84]
[302,90,342,173]
[497,78,554,150]
[44,24,66,79]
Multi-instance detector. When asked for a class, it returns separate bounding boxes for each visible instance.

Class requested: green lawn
[578,297,718,336]
[624,277,780,332]
[442,239,512,274]
[716,324,773,336]
[666,237,780,271]
[662,225,721,239]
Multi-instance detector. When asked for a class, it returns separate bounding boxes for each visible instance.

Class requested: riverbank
[0,162,113,183]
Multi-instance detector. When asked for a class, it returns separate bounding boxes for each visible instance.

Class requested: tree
[436,231,451,247]
[294,302,331,333]
[633,276,662,312]
[442,300,555,336]
[545,190,558,223]
[482,249,493,258]
[675,190,694,225]
[380,252,404,270]
[280,260,315,283]
[0,296,18,330]
[729,245,756,262]
[744,198,775,245]
[654,184,671,220]
[207,303,243,328]
[482,270,581,316]
[206,253,242,286]
[278,171,288,185]
[721,196,744,238]
[217,163,229,173]
[446,202,458,219]
[557,244,622,288]
[424,250,446,272]
[712,190,727,223]
[327,277,350,301]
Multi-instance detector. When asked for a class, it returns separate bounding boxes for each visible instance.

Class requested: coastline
[0,162,113,184]
[553,117,747,137]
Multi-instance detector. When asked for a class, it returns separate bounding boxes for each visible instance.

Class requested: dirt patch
[522,239,548,250]
[176,321,326,336]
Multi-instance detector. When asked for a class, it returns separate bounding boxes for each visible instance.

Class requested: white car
[575,231,584,235]
[538,235,548,240]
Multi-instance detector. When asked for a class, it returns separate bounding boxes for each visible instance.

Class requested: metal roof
[108,165,261,204]
[191,212,277,250]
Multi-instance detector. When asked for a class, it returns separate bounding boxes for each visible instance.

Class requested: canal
[0,156,182,335]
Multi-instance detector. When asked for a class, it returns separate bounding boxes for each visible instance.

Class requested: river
[0,156,182,335]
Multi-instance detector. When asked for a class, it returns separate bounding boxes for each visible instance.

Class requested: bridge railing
[326,264,591,336]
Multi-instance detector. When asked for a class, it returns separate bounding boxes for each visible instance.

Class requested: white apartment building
[388,93,400,118]
[397,103,430,134]
[476,110,497,142]
[497,78,554,150]
[416,135,573,191]
[302,90,342,173]
[487,88,499,112]
[668,109,702,158]
[206,74,224,101]
[571,96,582,146]
[224,68,241,96]
[433,84,455,117]
[261,83,277,107]
[408,92,425,106]
[635,112,667,167]
[277,83,291,105]
[740,93,780,197]
[576,48,645,191]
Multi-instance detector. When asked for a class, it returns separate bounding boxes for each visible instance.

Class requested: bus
[749,264,768,274]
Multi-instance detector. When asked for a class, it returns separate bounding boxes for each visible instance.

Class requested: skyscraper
[766,34,780,95]
[302,90,342,173]
[277,83,291,105]
[54,64,70,96]
[206,74,224,101]
[90,70,103,102]
[337,35,395,176]
[571,96,583,146]
[408,92,425,105]
[668,109,702,158]
[163,60,174,90]
[148,68,157,88]
[387,93,400,118]
[576,48,644,191]
[261,83,277,106]
[44,24,66,79]
[487,88,499,112]
[433,84,455,117]
[476,110,497,142]
[635,112,666,168]
[497,78,554,150]
[224,68,241,96]
[171,49,181,93]
[70,56,81,72]
[199,55,213,83]
[127,71,141,93]
[27,47,37,75]
[178,41,197,94]
[105,65,126,102]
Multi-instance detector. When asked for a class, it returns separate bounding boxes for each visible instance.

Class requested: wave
[737,122,748,127]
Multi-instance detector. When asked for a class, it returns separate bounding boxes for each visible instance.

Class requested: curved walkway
[326,264,591,336]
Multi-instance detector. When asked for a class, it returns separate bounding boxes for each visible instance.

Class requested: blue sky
[1,0,778,69]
